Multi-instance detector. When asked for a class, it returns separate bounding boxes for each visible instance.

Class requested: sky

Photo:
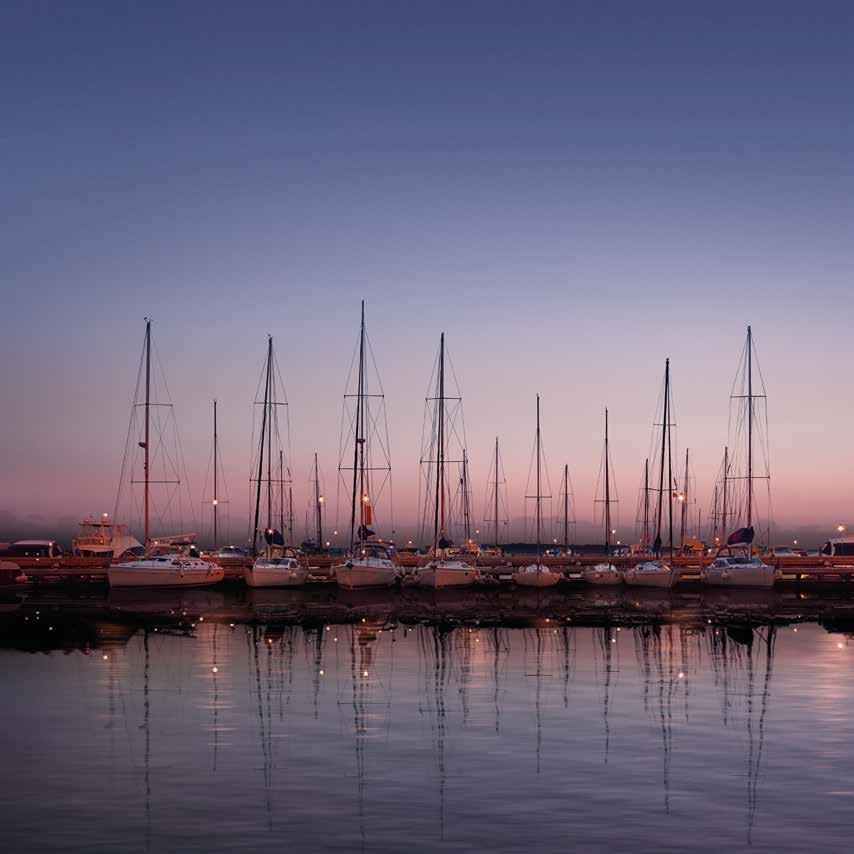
[1,1,852,545]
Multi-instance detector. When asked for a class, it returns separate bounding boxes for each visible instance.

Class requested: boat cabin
[820,536,854,557]
[357,542,397,561]
[711,545,766,567]
[2,540,63,559]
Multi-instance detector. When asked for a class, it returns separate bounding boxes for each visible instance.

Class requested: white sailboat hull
[333,560,398,588]
[702,563,776,588]
[108,561,224,588]
[581,563,623,585]
[415,562,480,588]
[624,562,679,588]
[513,564,561,587]
[244,561,307,587]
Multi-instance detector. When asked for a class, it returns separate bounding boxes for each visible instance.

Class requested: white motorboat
[701,545,776,588]
[581,562,623,585]
[245,548,307,588]
[73,514,144,560]
[624,560,678,588]
[333,542,399,588]
[415,557,480,588]
[513,562,561,587]
[108,552,224,588]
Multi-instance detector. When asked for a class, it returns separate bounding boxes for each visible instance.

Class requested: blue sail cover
[727,526,754,546]
[264,528,285,547]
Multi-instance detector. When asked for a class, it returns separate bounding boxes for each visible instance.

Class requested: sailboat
[703,327,776,588]
[414,333,480,588]
[514,396,560,587]
[109,320,224,588]
[556,463,575,557]
[245,336,307,588]
[481,437,508,558]
[582,408,622,585]
[625,359,679,588]
[332,302,400,588]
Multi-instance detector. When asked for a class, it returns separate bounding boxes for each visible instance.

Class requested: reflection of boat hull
[415,563,480,588]
[702,564,776,588]
[244,563,307,587]
[513,565,561,587]
[582,564,623,585]
[333,561,398,588]
[624,563,678,588]
[108,562,224,588]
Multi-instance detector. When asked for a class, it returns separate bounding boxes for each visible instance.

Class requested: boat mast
[266,341,273,536]
[494,437,500,548]
[349,302,366,552]
[433,333,446,552]
[143,319,151,549]
[721,445,729,545]
[747,325,753,530]
[604,408,611,555]
[536,395,542,562]
[655,360,669,555]
[314,452,323,549]
[288,486,294,545]
[251,337,272,555]
[563,463,570,551]
[680,448,689,551]
[213,398,218,549]
[461,448,471,543]
[642,458,650,551]
[666,365,674,561]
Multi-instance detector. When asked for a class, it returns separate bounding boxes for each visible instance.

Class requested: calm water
[1,586,854,852]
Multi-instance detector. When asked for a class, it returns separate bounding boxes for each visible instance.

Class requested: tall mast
[747,325,753,529]
[721,445,729,545]
[213,399,218,549]
[494,437,500,548]
[655,360,669,551]
[535,395,542,560]
[251,337,272,555]
[563,463,570,551]
[461,449,471,543]
[604,408,611,555]
[288,486,294,545]
[680,447,689,551]
[266,340,273,534]
[349,302,365,551]
[666,366,674,561]
[143,319,151,549]
[433,333,446,551]
[643,457,651,548]
[314,452,323,548]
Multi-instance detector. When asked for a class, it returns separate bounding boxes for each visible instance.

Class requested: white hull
[244,563,307,588]
[513,564,561,587]
[108,562,224,588]
[333,561,398,588]
[624,562,679,588]
[581,563,623,585]
[415,563,480,588]
[702,563,776,588]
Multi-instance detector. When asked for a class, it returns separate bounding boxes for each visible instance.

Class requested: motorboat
[73,515,144,560]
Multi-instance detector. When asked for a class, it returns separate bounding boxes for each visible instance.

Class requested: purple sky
[1,2,852,545]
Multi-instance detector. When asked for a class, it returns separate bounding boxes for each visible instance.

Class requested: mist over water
[2,587,853,852]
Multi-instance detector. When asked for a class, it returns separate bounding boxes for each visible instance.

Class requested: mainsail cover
[727,526,754,546]
[264,528,285,547]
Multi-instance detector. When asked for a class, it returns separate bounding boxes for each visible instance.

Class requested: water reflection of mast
[211,624,220,772]
[250,626,273,831]
[560,625,576,709]
[747,626,776,843]
[143,628,151,853]
[489,627,507,733]
[595,627,615,764]
[310,626,324,720]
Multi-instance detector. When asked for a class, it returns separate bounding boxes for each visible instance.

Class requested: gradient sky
[1,1,852,544]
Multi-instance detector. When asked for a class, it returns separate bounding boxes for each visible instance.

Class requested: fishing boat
[414,333,480,588]
[702,327,776,588]
[582,409,622,585]
[514,396,560,587]
[625,359,679,589]
[332,302,400,588]
[109,320,224,588]
[244,336,307,588]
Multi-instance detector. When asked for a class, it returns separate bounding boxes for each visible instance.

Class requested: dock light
[677,493,685,503]
[325,541,331,547]
[678,672,685,679]
[334,530,338,536]
[212,666,218,673]
[838,642,844,649]
[102,512,109,518]
[102,654,108,660]
[319,669,324,676]
[611,529,616,535]
[794,540,798,545]
[319,496,324,504]
[363,670,369,677]
[837,525,846,533]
